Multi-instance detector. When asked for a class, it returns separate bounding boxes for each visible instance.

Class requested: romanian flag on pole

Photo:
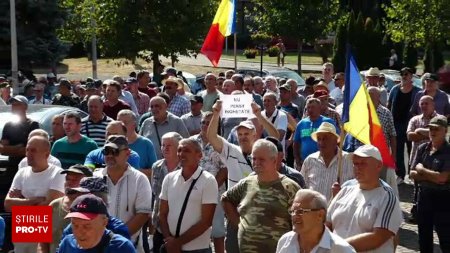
[342,45,396,168]
[200,0,236,67]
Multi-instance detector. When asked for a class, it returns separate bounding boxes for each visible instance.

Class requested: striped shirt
[407,112,439,165]
[327,179,403,253]
[300,151,354,201]
[219,138,253,188]
[80,115,113,147]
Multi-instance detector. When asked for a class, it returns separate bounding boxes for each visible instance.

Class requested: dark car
[236,67,306,87]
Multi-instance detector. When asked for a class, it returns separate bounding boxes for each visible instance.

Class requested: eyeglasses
[102,147,126,156]
[289,208,322,216]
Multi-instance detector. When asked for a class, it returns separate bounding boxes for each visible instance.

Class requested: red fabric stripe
[368,106,397,168]
[200,24,225,67]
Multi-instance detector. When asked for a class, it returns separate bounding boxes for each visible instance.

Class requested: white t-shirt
[18,155,62,169]
[10,165,65,198]
[262,109,288,152]
[327,179,403,253]
[160,167,218,251]
[219,138,253,188]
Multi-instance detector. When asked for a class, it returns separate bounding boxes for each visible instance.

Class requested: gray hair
[252,139,278,159]
[263,92,278,102]
[28,129,49,140]
[161,132,183,145]
[117,109,138,125]
[294,189,328,210]
[180,138,202,153]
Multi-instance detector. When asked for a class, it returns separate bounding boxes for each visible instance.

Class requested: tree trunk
[297,39,303,74]
[152,53,160,78]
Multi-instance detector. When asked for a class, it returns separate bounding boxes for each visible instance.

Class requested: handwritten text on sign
[220,94,253,118]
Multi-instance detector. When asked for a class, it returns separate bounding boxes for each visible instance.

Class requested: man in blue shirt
[58,194,135,253]
[85,121,140,170]
[293,98,337,170]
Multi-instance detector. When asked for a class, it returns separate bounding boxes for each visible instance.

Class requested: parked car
[236,67,306,87]
[0,105,88,165]
[360,69,422,91]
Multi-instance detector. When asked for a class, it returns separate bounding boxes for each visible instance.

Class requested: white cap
[353,144,382,162]
[236,120,255,130]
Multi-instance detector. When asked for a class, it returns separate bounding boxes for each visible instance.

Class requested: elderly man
[242,76,264,109]
[162,76,190,117]
[57,194,136,252]
[409,115,450,253]
[159,138,219,253]
[285,79,305,119]
[80,95,113,147]
[198,73,222,112]
[327,145,403,253]
[140,96,189,159]
[181,95,204,136]
[118,110,157,177]
[29,82,51,104]
[365,67,388,106]
[221,79,235,95]
[18,129,62,169]
[51,112,98,169]
[265,76,279,94]
[301,122,353,201]
[253,76,265,96]
[84,120,141,170]
[293,98,336,170]
[262,92,288,142]
[151,132,183,251]
[276,189,355,253]
[5,136,65,253]
[410,73,450,117]
[93,135,153,253]
[222,139,300,253]
[1,95,40,167]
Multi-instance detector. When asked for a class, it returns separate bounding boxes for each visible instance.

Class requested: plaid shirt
[168,94,190,117]
[407,112,439,166]
[133,91,150,115]
[377,105,397,147]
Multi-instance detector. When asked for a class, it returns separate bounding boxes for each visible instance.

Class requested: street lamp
[10,0,18,95]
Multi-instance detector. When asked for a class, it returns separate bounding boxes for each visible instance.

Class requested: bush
[267,46,280,57]
[251,32,272,46]
[243,48,258,58]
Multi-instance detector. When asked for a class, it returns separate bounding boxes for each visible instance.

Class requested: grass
[222,51,324,65]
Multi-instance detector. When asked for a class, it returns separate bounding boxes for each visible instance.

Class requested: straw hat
[311,122,339,142]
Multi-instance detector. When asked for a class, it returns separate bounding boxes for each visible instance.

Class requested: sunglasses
[102,147,126,156]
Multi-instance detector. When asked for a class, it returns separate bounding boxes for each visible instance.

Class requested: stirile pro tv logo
[12,206,52,242]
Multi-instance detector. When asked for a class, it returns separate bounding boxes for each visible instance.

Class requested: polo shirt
[84,147,141,170]
[181,112,203,135]
[103,100,131,120]
[160,167,218,251]
[139,112,189,159]
[293,115,336,160]
[80,115,113,147]
[327,179,403,253]
[219,138,253,188]
[51,135,98,169]
[57,230,135,253]
[128,135,157,170]
[276,227,356,253]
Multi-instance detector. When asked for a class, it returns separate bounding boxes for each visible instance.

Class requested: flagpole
[234,33,237,70]
[337,126,345,184]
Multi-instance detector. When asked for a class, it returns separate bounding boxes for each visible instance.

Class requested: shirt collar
[313,226,333,251]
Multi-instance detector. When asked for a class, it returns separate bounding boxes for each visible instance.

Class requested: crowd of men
[0,62,449,253]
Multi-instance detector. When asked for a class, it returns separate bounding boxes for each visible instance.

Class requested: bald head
[27,136,51,151]
[106,121,127,138]
[367,86,381,105]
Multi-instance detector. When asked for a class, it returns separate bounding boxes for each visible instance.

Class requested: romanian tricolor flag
[342,46,396,168]
[200,0,236,67]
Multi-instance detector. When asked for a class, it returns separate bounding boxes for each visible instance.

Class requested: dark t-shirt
[412,141,450,190]
[1,118,39,164]
[103,101,131,120]
[393,90,412,124]
[138,87,157,99]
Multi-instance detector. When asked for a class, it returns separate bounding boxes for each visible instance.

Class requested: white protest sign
[220,94,253,118]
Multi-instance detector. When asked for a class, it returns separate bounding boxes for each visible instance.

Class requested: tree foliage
[0,0,69,69]
[59,0,217,68]
[247,0,339,73]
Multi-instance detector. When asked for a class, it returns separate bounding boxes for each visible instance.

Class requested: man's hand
[251,102,262,117]
[409,170,419,181]
[332,182,341,197]
[212,100,222,115]
[164,236,181,253]
[8,189,23,198]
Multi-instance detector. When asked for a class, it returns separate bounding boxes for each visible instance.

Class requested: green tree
[60,0,216,73]
[0,0,69,70]
[249,0,339,73]
[383,0,450,72]
[332,20,347,72]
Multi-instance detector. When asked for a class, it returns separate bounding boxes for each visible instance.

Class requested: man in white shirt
[18,129,62,169]
[159,138,218,252]
[4,135,65,253]
[276,189,355,253]
[262,92,288,143]
[327,145,403,253]
[29,83,51,104]
[93,135,152,253]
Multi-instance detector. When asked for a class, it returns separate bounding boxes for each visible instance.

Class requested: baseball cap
[427,115,447,128]
[236,120,255,130]
[68,176,109,194]
[65,194,108,220]
[9,95,28,105]
[313,90,329,98]
[190,95,203,104]
[104,135,128,150]
[423,73,439,81]
[279,83,291,92]
[59,79,71,88]
[162,67,177,76]
[353,145,382,162]
[125,77,138,84]
[61,164,93,177]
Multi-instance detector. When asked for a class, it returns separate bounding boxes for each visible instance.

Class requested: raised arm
[251,102,279,139]
[207,101,225,153]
